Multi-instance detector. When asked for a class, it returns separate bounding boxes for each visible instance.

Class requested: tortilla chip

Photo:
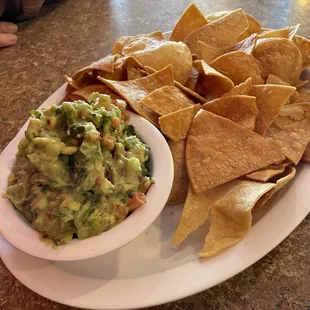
[238,13,262,41]
[223,77,252,97]
[293,35,310,70]
[72,55,117,84]
[185,66,200,91]
[127,65,147,80]
[298,88,310,101]
[267,103,310,164]
[98,65,174,126]
[144,65,207,103]
[186,110,285,194]
[69,85,121,102]
[122,38,192,84]
[184,9,249,56]
[245,161,290,182]
[112,31,164,55]
[210,51,264,85]
[193,60,234,99]
[167,139,189,205]
[258,24,300,40]
[170,3,208,42]
[250,84,296,135]
[253,38,303,85]
[141,86,194,116]
[199,33,257,64]
[253,166,296,212]
[295,80,309,88]
[302,143,310,163]
[202,95,258,130]
[174,185,212,244]
[265,74,302,104]
[159,104,201,141]
[198,179,275,257]
[65,74,98,92]
[205,10,231,22]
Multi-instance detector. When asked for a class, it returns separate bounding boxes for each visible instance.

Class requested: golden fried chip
[205,10,231,22]
[293,35,310,70]
[126,65,147,80]
[253,166,296,212]
[193,60,234,99]
[223,77,252,97]
[112,31,164,55]
[122,38,192,84]
[185,66,199,91]
[141,86,194,116]
[253,38,303,84]
[250,84,296,135]
[72,55,117,84]
[98,65,174,126]
[198,179,275,257]
[238,13,262,41]
[200,33,257,64]
[170,3,207,42]
[143,65,207,103]
[174,185,212,244]
[202,95,258,130]
[210,51,263,85]
[167,139,189,205]
[258,24,300,40]
[266,74,302,104]
[65,74,98,91]
[186,111,285,194]
[159,104,201,141]
[245,161,290,182]
[267,103,310,164]
[302,143,310,163]
[69,85,121,102]
[298,88,310,101]
[184,9,249,56]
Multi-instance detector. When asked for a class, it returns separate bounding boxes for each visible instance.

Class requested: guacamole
[5,93,153,245]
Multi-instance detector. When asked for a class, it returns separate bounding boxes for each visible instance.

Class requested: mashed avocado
[5,93,154,245]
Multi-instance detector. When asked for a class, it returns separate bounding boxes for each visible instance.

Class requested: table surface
[0,0,310,309]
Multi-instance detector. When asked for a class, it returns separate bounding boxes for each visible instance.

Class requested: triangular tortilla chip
[253,38,302,85]
[159,104,201,141]
[98,65,174,126]
[200,33,257,64]
[250,84,296,135]
[112,31,164,55]
[193,60,234,100]
[184,9,249,56]
[238,13,262,41]
[202,95,258,130]
[245,161,290,182]
[210,51,264,85]
[198,180,275,257]
[253,166,296,212]
[69,85,121,102]
[174,185,212,244]
[140,86,194,116]
[184,66,199,91]
[292,35,310,70]
[266,74,302,104]
[144,65,207,103]
[205,10,231,22]
[186,110,285,194]
[65,74,98,91]
[223,77,252,97]
[122,38,192,84]
[170,3,208,42]
[127,65,147,80]
[258,24,300,40]
[72,55,117,84]
[267,103,310,164]
[167,139,189,205]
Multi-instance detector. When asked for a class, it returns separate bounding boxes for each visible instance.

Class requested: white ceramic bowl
[0,84,174,262]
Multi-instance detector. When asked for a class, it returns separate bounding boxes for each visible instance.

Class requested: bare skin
[0,22,17,47]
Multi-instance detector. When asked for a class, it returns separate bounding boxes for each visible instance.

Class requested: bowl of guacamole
[1,91,173,261]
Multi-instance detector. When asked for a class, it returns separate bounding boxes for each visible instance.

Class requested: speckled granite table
[0,1,309,309]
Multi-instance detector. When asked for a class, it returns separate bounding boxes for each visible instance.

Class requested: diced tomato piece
[127,192,147,211]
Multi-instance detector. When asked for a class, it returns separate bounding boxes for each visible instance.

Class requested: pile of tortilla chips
[64,4,310,258]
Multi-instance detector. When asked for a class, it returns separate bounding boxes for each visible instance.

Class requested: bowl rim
[0,84,174,262]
